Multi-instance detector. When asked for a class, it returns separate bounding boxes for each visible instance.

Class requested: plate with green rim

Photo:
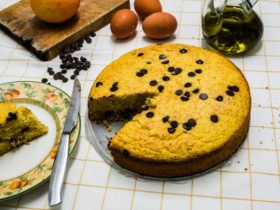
[0,81,81,201]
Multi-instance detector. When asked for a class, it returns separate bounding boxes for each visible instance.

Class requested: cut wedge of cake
[0,103,48,156]
[88,44,251,177]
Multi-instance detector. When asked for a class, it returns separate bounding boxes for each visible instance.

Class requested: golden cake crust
[88,44,251,177]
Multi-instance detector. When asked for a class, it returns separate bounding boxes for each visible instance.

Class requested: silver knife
[48,78,81,207]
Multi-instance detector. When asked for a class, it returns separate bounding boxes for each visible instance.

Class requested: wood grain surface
[0,0,130,61]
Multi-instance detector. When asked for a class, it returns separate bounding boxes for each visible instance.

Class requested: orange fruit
[30,0,80,24]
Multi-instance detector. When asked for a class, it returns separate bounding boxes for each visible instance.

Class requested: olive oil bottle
[202,0,264,54]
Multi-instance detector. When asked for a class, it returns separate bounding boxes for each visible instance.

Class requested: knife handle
[48,133,70,207]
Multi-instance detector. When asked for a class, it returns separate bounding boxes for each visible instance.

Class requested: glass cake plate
[85,110,247,181]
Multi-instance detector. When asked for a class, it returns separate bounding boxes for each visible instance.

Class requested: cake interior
[0,103,48,156]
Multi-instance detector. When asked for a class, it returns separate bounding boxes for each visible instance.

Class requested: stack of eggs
[110,0,177,39]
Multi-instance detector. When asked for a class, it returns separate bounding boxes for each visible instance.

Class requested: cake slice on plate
[0,102,48,156]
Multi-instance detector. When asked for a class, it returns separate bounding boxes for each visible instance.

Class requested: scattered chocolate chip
[188,72,196,77]
[64,46,71,53]
[71,75,76,80]
[181,96,189,101]
[162,76,170,81]
[78,43,83,48]
[180,49,187,53]
[49,71,54,75]
[175,90,183,96]
[80,56,87,62]
[159,54,166,59]
[196,59,204,64]
[146,112,154,118]
[150,80,157,86]
[59,53,65,59]
[82,65,88,70]
[123,150,130,158]
[195,69,202,74]
[96,82,103,87]
[54,74,59,80]
[216,96,223,101]
[193,89,199,93]
[63,78,68,83]
[48,83,51,85]
[183,123,191,130]
[136,72,144,77]
[163,116,169,123]
[168,128,176,134]
[68,57,73,63]
[60,64,66,69]
[188,119,196,126]
[71,63,76,69]
[184,82,192,88]
[90,32,96,37]
[184,92,190,97]
[175,68,182,75]
[162,60,169,64]
[168,67,175,72]
[62,58,68,63]
[86,37,92,43]
[41,78,48,83]
[210,115,218,123]
[74,70,80,75]
[61,69,67,74]
[59,74,64,80]
[199,93,208,100]
[138,53,144,57]
[66,63,71,69]
[158,85,164,92]
[110,86,118,92]
[226,90,234,96]
[66,54,71,58]
[232,86,239,92]
[171,121,178,128]
[140,69,148,74]
[47,67,53,72]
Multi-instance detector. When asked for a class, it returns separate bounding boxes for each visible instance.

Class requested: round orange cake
[88,44,251,177]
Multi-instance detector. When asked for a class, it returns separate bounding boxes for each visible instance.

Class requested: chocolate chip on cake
[183,123,191,130]
[180,48,187,53]
[61,69,67,74]
[188,119,196,126]
[71,75,76,80]
[123,150,130,158]
[136,72,144,77]
[90,97,93,101]
[105,111,113,116]
[158,86,164,92]
[216,96,223,101]
[78,43,83,47]
[195,69,202,74]
[171,121,178,128]
[168,128,176,134]
[184,92,190,97]
[90,32,96,37]
[163,76,170,81]
[163,116,169,123]
[168,67,175,72]
[184,82,192,88]
[146,112,154,118]
[110,86,118,92]
[228,86,233,91]
[7,112,17,121]
[113,82,118,87]
[210,115,218,122]
[193,89,199,93]
[150,80,157,86]
[96,82,103,87]
[138,53,144,57]
[196,59,204,64]
[175,68,182,75]
[199,93,208,100]
[140,69,148,74]
[232,86,239,92]
[188,72,196,77]
[159,54,166,59]
[78,38,84,44]
[63,78,68,83]
[147,61,152,64]
[162,60,169,64]
[175,90,183,96]
[181,96,189,101]
[226,90,234,96]
[41,78,48,83]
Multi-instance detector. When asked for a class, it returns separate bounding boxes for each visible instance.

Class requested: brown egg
[134,0,162,19]
[142,12,178,39]
[110,9,138,39]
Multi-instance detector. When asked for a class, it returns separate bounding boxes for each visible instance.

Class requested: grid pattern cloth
[1,0,280,209]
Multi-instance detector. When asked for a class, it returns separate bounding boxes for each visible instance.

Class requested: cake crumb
[237,161,240,163]
[244,168,248,171]
[260,141,263,144]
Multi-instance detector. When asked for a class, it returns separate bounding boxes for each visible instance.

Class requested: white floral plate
[0,81,81,201]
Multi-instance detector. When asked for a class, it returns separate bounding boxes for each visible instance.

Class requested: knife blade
[48,78,81,207]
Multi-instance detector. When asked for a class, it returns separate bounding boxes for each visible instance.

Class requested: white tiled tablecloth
[1,0,280,209]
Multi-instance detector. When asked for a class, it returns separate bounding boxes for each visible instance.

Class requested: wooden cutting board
[0,0,130,61]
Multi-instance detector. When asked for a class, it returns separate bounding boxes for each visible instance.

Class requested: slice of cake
[0,103,48,156]
[88,44,251,177]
